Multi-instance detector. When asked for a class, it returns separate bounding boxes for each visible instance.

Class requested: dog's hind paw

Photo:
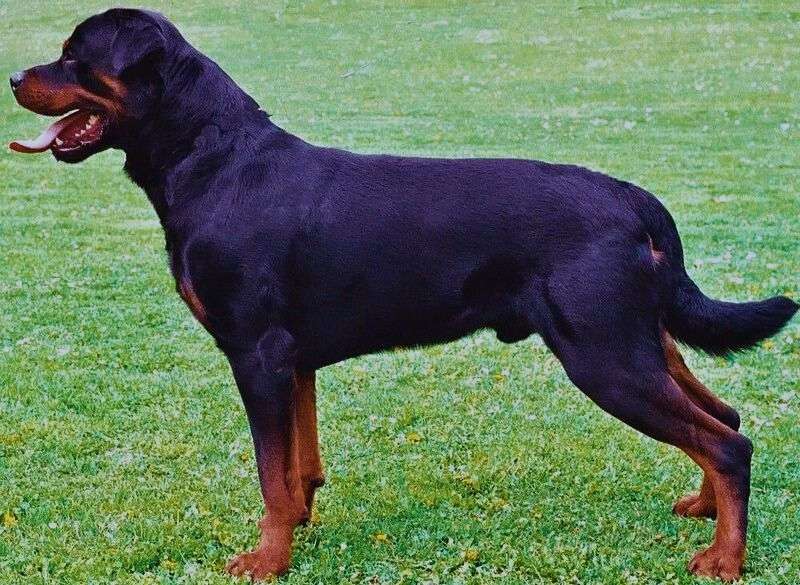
[688,545,743,582]
[672,491,717,519]
[226,545,290,581]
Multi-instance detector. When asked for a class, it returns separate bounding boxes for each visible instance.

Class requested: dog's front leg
[225,345,307,580]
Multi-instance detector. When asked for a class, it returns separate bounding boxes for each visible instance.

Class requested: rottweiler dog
[9,8,797,582]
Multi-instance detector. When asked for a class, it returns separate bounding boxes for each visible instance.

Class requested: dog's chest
[176,275,209,326]
[165,229,270,343]
[167,238,212,329]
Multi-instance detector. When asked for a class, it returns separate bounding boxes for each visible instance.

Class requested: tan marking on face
[13,71,124,117]
[94,71,128,99]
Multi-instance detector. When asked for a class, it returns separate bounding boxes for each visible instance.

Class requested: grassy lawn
[1,1,798,583]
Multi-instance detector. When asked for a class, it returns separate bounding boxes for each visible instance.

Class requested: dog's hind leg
[662,333,741,431]
[663,332,741,519]
[528,235,750,579]
[292,370,325,521]
[542,317,750,581]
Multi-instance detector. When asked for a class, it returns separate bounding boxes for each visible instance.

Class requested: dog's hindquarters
[630,186,798,354]
[527,226,753,580]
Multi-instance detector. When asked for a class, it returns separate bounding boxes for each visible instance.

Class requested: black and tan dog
[9,8,797,581]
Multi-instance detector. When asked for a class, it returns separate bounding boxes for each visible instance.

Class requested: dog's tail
[635,189,798,355]
[665,278,798,355]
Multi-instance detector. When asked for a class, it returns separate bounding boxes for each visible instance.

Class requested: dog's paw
[672,491,716,519]
[225,548,289,581]
[688,545,743,582]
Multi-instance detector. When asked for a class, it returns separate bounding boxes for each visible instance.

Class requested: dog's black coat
[11,8,798,580]
[73,11,792,373]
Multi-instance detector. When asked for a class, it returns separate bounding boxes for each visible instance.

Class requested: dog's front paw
[226,546,290,581]
[672,491,716,519]
[688,545,743,582]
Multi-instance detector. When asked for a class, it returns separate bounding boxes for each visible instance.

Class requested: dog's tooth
[85,123,92,130]
[55,138,63,146]
[88,115,98,124]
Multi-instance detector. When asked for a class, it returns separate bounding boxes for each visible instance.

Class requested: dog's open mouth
[10,110,108,155]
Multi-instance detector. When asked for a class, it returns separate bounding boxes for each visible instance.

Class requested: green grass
[1,1,798,583]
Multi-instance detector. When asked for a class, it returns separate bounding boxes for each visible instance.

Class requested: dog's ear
[109,21,166,76]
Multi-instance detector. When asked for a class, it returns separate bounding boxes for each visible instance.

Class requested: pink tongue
[9,111,83,154]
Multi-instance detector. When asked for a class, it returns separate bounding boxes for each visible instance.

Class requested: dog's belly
[295,313,521,371]
[292,270,544,370]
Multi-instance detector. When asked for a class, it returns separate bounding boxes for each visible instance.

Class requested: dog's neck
[120,47,270,220]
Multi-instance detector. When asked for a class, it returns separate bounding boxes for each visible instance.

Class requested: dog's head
[9,9,171,163]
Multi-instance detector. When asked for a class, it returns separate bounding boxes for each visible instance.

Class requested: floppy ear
[110,22,166,76]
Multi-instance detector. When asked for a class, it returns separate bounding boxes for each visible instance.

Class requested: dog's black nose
[9,71,25,91]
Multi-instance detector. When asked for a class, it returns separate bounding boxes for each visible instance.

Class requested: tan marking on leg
[226,375,307,580]
[673,474,717,519]
[664,332,743,519]
[292,370,325,520]
[682,433,750,582]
